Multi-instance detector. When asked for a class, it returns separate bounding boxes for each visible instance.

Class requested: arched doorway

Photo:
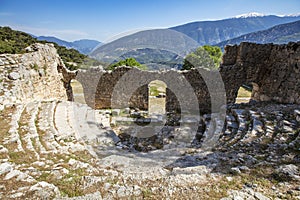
[148,80,167,115]
[70,80,86,104]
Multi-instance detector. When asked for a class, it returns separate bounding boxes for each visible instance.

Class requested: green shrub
[107,58,148,70]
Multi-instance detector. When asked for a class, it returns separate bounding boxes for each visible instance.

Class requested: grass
[36,168,86,197]
[149,80,166,97]
[237,87,252,98]
[149,85,160,97]
[30,63,39,71]
[43,64,47,75]
[0,106,18,158]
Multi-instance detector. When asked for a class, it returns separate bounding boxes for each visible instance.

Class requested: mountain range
[216,20,300,49]
[35,36,102,54]
[30,13,300,69]
[90,13,300,69]
[90,29,199,69]
[170,14,300,45]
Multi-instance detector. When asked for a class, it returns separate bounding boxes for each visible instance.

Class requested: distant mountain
[216,20,300,49]
[170,14,300,45]
[72,39,102,55]
[120,48,184,70]
[37,36,73,47]
[36,36,102,54]
[90,29,199,69]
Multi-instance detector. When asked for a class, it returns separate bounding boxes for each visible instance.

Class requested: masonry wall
[220,42,300,104]
[76,67,225,113]
[75,42,300,112]
[0,43,69,109]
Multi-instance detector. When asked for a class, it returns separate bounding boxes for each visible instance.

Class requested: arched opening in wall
[148,80,167,115]
[70,80,86,104]
[236,84,253,104]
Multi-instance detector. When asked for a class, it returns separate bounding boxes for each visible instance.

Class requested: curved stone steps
[71,102,119,147]
[21,102,41,160]
[239,111,265,143]
[213,106,300,155]
[54,101,77,140]
[201,113,225,149]
[4,104,25,152]
[225,109,251,147]
[37,101,60,153]
[219,112,239,145]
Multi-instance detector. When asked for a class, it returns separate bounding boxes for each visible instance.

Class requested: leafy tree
[107,58,148,70]
[203,45,222,68]
[182,45,222,70]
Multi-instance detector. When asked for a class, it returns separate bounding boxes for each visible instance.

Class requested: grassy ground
[149,80,166,114]
[149,80,166,97]
[236,87,252,103]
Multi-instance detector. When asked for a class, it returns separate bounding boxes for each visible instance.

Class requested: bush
[107,58,148,70]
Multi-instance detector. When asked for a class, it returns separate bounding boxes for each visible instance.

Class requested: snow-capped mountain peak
[234,12,266,18]
[283,13,300,17]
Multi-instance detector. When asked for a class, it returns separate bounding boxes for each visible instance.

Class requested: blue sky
[0,0,299,42]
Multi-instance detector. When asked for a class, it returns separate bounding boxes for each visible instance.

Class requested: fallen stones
[221,187,270,200]
[0,163,13,175]
[274,164,300,181]
[29,181,60,199]
[8,72,20,80]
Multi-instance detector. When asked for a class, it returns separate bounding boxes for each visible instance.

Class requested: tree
[203,45,222,69]
[107,58,148,70]
[182,45,222,70]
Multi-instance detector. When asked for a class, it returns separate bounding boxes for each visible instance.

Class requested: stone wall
[221,42,300,104]
[0,43,70,109]
[76,66,225,113]
[3,42,296,112]
[76,42,300,112]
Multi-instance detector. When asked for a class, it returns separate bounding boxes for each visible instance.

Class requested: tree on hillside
[182,45,222,70]
[0,26,102,71]
[107,58,148,70]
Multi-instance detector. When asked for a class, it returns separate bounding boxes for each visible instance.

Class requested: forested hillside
[0,26,103,70]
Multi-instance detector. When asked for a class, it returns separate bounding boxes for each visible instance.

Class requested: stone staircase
[0,101,119,199]
[217,104,300,158]
[0,101,299,199]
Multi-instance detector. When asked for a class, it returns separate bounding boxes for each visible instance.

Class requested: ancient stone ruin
[221,42,300,104]
[74,42,300,113]
[0,42,299,199]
